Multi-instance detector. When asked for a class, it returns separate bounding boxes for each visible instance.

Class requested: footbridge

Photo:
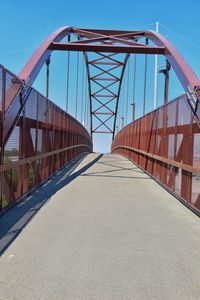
[0,26,200,299]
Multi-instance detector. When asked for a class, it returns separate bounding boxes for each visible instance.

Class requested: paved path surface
[0,153,200,300]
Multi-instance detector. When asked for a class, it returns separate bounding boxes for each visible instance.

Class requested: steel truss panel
[84,52,129,138]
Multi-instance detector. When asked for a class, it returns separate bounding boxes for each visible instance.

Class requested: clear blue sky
[1,0,200,152]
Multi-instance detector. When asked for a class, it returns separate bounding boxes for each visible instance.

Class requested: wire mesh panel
[0,66,92,212]
[0,67,3,113]
[5,71,22,110]
[112,94,200,215]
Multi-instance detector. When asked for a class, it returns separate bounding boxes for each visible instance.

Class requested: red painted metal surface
[111,95,200,215]
[19,27,72,86]
[0,66,92,212]
[51,42,165,54]
[1,26,200,216]
[17,27,200,140]
[146,31,200,92]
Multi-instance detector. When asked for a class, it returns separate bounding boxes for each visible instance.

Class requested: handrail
[112,145,200,176]
[0,144,92,173]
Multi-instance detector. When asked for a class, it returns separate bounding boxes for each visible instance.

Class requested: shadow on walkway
[81,158,149,179]
[0,153,103,256]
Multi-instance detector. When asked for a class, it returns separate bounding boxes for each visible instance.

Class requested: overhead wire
[159,23,200,49]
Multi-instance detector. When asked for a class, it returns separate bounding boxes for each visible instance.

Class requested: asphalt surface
[0,153,200,300]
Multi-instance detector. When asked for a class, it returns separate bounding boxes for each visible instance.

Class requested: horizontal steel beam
[51,42,165,54]
[92,131,113,134]
[92,94,117,97]
[92,77,119,81]
[89,61,121,66]
[92,111,115,116]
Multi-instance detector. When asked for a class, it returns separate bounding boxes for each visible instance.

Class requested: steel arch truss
[7,26,198,146]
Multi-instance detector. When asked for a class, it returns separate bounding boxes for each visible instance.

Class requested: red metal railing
[112,95,200,215]
[0,66,92,211]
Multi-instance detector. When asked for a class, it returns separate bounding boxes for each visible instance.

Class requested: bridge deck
[0,153,200,299]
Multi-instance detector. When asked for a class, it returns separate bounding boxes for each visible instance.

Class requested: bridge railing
[0,66,92,212]
[112,95,200,215]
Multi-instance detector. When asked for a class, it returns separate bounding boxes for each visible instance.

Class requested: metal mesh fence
[112,94,200,215]
[0,66,92,211]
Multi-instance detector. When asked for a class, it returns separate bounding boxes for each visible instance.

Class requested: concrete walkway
[0,153,200,300]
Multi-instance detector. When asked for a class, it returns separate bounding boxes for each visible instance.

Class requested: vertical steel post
[121,116,124,128]
[131,103,135,123]
[125,57,130,125]
[84,74,88,128]
[143,38,148,115]
[121,77,125,128]
[66,34,70,113]
[81,53,84,124]
[46,56,50,99]
[164,60,170,104]
[132,54,137,122]
[181,100,193,202]
[0,67,6,210]
[153,21,159,109]
[75,37,80,120]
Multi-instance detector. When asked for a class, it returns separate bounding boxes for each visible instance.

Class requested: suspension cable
[132,54,137,122]
[80,53,85,124]
[84,69,88,128]
[121,75,125,129]
[66,34,70,113]
[117,92,121,133]
[143,38,148,115]
[87,85,90,133]
[125,57,130,125]
[75,49,80,119]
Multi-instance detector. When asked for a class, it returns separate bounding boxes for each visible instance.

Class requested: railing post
[35,92,39,186]
[20,105,28,195]
[181,101,193,202]
[0,67,6,211]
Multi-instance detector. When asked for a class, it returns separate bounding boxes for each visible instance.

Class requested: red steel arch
[2,26,200,148]
[17,27,200,140]
[19,26,72,86]
[19,27,200,95]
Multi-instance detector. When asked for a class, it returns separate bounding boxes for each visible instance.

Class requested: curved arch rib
[3,27,73,146]
[19,26,72,85]
[18,27,200,96]
[145,30,200,106]
[15,26,200,142]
